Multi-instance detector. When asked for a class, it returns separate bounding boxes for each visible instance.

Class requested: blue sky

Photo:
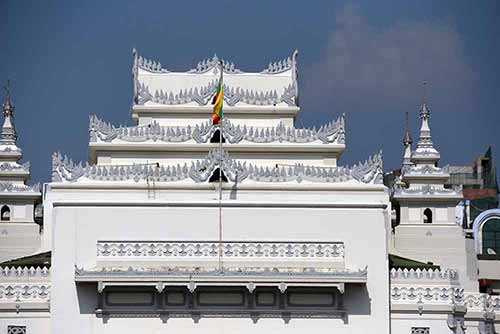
[1,0,499,183]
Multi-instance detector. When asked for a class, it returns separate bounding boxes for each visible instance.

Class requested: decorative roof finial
[403,111,412,145]
[411,80,440,165]
[1,80,18,145]
[2,80,14,118]
[420,81,430,120]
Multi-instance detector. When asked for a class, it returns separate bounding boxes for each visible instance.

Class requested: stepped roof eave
[0,148,22,157]
[54,147,383,188]
[75,265,367,285]
[49,179,386,191]
[0,190,41,199]
[131,104,300,115]
[411,151,441,161]
[393,193,462,202]
[88,142,346,160]
[0,170,30,177]
[88,115,345,152]
[402,174,450,184]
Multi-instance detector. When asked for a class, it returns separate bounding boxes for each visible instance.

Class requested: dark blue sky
[1,1,499,183]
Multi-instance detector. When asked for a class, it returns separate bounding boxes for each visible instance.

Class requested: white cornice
[51,200,388,210]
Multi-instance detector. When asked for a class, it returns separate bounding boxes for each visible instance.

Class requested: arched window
[209,168,228,183]
[210,130,225,143]
[423,208,432,224]
[482,218,500,255]
[1,205,11,221]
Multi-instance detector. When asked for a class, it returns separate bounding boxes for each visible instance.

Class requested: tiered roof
[394,97,461,201]
[0,90,40,197]
[51,50,384,189]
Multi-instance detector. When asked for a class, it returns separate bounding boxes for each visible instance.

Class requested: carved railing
[97,241,344,261]
[390,268,459,281]
[0,267,50,305]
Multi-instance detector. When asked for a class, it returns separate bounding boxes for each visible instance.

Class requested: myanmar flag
[211,77,223,125]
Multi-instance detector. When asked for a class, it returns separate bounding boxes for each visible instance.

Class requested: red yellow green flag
[211,72,223,125]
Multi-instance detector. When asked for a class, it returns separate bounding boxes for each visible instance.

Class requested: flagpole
[218,60,223,272]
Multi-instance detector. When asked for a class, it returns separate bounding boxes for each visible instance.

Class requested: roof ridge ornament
[260,50,298,74]
[89,114,345,145]
[136,80,298,107]
[132,48,169,74]
[188,54,243,74]
[52,147,383,185]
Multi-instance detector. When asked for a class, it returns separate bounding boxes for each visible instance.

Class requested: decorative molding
[134,52,169,74]
[0,267,50,280]
[394,184,462,197]
[391,285,500,317]
[390,268,458,281]
[0,284,50,302]
[463,293,500,313]
[89,115,345,145]
[0,146,21,153]
[402,164,449,176]
[0,161,30,172]
[0,181,40,193]
[75,266,367,278]
[260,50,297,74]
[391,286,464,304]
[0,267,51,305]
[52,148,383,185]
[132,49,297,75]
[97,241,345,260]
[187,54,243,74]
[136,80,298,107]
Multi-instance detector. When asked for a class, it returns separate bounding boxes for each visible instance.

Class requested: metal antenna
[3,80,11,99]
[422,81,427,105]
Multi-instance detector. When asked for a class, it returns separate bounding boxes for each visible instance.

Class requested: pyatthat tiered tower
[44,50,390,334]
[0,90,41,262]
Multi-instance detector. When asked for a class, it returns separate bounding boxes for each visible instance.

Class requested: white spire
[411,82,440,166]
[402,112,413,167]
[1,80,17,146]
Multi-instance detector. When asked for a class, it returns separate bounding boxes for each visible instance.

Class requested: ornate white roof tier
[89,114,344,146]
[131,49,300,127]
[52,149,383,185]
[88,114,347,165]
[133,49,298,108]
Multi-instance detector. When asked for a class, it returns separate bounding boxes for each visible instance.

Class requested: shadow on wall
[77,283,98,314]
[343,284,371,320]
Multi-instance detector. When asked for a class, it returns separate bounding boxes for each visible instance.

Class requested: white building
[0,50,499,334]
